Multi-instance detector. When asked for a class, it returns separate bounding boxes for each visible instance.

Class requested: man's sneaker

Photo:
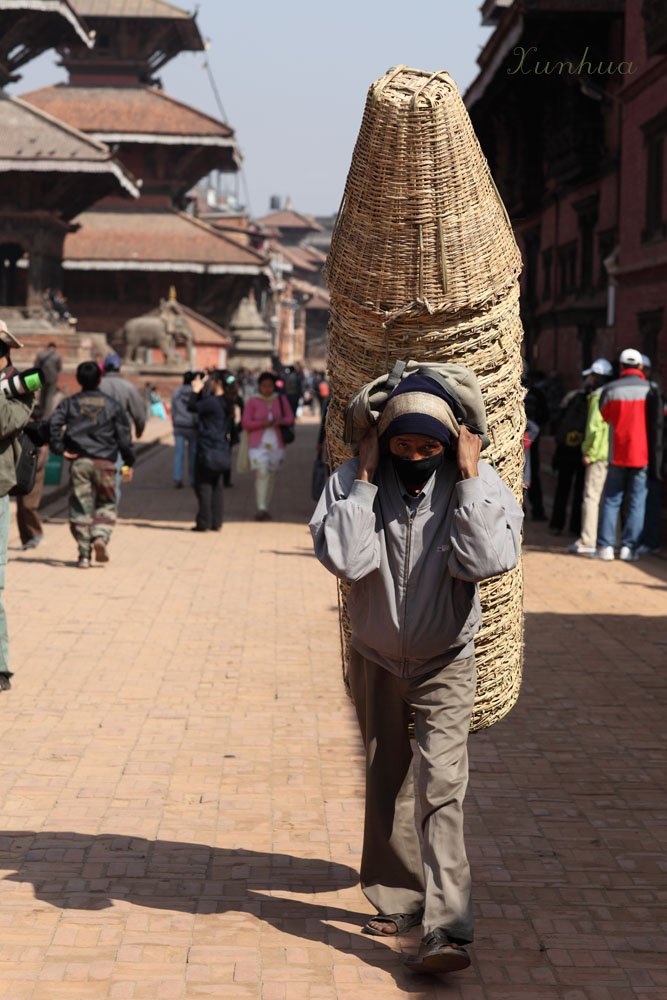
[93,538,109,563]
[567,539,595,555]
[619,545,638,562]
[21,535,42,550]
[591,546,615,561]
[636,544,660,557]
[77,556,91,569]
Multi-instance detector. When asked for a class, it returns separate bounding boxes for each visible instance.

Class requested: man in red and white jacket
[593,348,649,561]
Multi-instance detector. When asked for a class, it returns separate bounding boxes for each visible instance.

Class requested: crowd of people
[169,364,328,526]
[523,348,664,561]
[0,334,330,690]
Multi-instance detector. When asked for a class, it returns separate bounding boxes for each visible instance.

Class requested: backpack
[343,359,490,451]
[9,432,39,497]
[554,390,588,448]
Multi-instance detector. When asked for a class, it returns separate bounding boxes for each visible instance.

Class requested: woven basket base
[326,286,525,733]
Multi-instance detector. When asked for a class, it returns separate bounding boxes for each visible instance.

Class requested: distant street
[0,415,664,1000]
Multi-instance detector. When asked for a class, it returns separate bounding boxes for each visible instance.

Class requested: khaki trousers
[347,648,476,943]
[580,460,608,549]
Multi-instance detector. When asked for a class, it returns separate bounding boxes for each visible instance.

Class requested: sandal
[405,928,471,973]
[362,908,424,936]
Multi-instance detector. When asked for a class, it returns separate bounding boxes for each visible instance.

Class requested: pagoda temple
[228,293,274,372]
[0,0,92,87]
[0,1,138,342]
[23,0,272,337]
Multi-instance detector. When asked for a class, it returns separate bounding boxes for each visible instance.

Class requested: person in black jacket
[50,361,134,568]
[523,369,550,520]
[188,371,230,532]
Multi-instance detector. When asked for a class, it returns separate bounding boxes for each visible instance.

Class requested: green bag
[43,451,63,486]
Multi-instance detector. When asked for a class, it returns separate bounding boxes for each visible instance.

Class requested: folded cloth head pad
[343,360,489,451]
[377,373,459,445]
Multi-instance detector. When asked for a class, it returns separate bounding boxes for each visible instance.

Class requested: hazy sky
[11,0,492,218]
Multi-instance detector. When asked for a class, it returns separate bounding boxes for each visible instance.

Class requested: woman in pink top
[241,371,294,520]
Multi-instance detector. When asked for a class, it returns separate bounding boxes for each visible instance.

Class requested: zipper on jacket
[400,508,416,671]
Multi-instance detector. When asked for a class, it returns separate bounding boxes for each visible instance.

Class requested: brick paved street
[0,416,665,1000]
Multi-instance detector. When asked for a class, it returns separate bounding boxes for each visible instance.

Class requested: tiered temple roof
[73,0,193,14]
[0,0,93,85]
[257,210,324,240]
[23,84,241,185]
[24,84,236,145]
[0,29,137,319]
[63,208,270,276]
[269,241,327,277]
[64,0,203,82]
[0,92,138,213]
[11,0,268,337]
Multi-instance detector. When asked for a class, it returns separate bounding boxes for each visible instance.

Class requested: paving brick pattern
[0,415,664,999]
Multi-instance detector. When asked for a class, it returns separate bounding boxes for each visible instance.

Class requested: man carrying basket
[310,368,523,974]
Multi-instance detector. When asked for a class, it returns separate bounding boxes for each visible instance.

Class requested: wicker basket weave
[325,67,526,733]
[325,66,523,321]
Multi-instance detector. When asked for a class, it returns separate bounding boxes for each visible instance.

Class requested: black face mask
[391,450,444,490]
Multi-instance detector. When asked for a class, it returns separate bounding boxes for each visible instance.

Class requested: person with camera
[0,321,37,690]
[187,370,230,532]
[50,361,134,569]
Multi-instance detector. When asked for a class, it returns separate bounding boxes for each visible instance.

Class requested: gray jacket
[309,455,523,678]
[171,384,197,433]
[100,372,145,438]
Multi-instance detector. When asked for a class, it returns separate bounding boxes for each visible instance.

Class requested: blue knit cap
[380,373,457,445]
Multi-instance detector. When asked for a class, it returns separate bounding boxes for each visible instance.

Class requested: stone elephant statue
[118,313,192,364]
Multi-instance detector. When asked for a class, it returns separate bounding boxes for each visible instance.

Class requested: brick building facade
[256,209,330,366]
[614,0,667,385]
[466,0,666,389]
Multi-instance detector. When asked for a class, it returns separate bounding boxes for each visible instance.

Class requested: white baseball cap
[619,348,643,367]
[0,319,23,349]
[582,359,613,376]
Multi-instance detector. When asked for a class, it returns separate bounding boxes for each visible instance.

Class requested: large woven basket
[325,66,523,321]
[325,67,526,733]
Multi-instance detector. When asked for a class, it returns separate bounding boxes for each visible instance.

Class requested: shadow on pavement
[0,832,430,990]
[9,556,80,568]
[260,547,316,558]
[523,517,667,586]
